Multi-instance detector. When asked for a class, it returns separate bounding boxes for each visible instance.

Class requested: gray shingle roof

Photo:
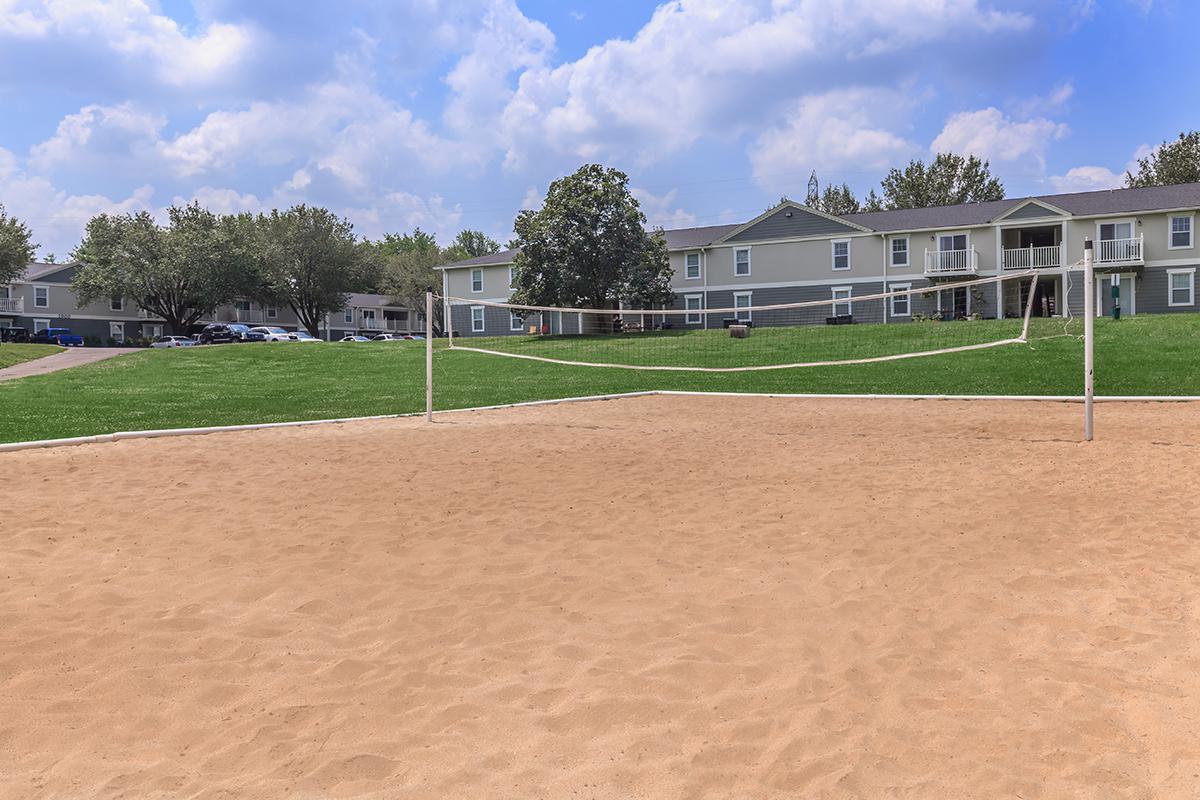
[20,262,78,282]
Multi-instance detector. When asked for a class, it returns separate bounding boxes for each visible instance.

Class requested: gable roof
[16,262,78,283]
[717,201,872,244]
[993,198,1070,221]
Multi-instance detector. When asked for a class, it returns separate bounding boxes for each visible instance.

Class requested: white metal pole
[1083,239,1094,441]
[425,290,434,423]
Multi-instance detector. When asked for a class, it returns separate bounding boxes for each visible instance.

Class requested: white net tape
[446,270,1048,373]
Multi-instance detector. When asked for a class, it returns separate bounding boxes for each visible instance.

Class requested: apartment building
[0,262,422,341]
[437,182,1200,335]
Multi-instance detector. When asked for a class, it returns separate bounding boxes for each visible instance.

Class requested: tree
[509,164,674,315]
[862,189,884,213]
[443,229,500,263]
[256,205,380,337]
[1126,132,1200,188]
[815,183,861,215]
[877,153,1004,209]
[0,205,35,287]
[72,204,251,335]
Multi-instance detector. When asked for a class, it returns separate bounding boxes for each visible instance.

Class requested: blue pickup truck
[32,327,85,347]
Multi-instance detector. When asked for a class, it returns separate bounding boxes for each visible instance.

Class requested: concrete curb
[0,390,1195,453]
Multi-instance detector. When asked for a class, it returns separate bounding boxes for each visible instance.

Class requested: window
[937,232,968,252]
[1099,220,1133,241]
[890,237,909,267]
[685,294,703,325]
[234,298,252,312]
[145,324,163,339]
[832,287,852,317]
[1169,215,1193,249]
[110,295,124,311]
[685,252,701,280]
[34,286,49,308]
[1168,268,1195,307]
[34,319,50,333]
[734,248,751,276]
[471,268,483,293]
[890,283,912,317]
[343,307,353,324]
[109,322,125,343]
[733,291,752,323]
[470,306,485,332]
[1,285,9,298]
[266,306,278,319]
[508,266,515,290]
[832,240,850,270]
[510,311,524,331]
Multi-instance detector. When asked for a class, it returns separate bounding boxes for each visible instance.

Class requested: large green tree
[509,164,673,313]
[72,204,252,334]
[877,153,1004,209]
[255,205,380,337]
[1126,132,1200,188]
[0,204,35,286]
[814,182,861,216]
[442,229,500,262]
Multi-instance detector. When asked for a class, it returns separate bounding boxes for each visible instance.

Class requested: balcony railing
[924,246,978,276]
[358,317,409,332]
[1097,234,1143,265]
[1003,244,1062,270]
[0,297,23,313]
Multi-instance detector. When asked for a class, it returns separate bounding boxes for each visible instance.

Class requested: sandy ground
[2,395,1200,799]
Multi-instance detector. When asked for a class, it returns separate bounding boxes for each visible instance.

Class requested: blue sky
[0,0,1195,257]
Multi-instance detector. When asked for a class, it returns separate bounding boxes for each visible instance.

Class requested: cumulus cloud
[1047,166,1123,193]
[30,103,165,169]
[749,88,918,193]
[932,107,1068,164]
[632,187,697,230]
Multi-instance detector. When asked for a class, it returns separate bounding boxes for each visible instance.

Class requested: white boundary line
[1,389,1197,453]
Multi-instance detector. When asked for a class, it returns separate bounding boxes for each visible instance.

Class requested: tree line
[2,132,1199,331]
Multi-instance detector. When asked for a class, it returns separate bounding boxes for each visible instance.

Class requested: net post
[1083,239,1094,441]
[425,290,434,423]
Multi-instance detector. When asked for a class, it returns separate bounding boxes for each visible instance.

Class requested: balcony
[0,297,23,314]
[924,246,978,276]
[1096,235,1143,266]
[358,316,409,332]
[1003,244,1062,270]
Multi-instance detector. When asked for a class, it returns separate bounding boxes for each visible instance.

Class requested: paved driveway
[0,347,133,382]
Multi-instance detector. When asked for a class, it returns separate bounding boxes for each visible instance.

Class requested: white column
[1083,239,1094,441]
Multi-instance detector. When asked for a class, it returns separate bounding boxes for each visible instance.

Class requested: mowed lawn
[0,315,1196,443]
[0,343,63,370]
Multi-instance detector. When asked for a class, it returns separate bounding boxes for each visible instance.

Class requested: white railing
[1003,244,1062,270]
[359,316,408,331]
[1097,234,1143,264]
[0,297,23,313]
[234,309,265,324]
[924,246,978,275]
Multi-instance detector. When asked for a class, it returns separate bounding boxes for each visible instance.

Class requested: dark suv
[1,327,30,343]
[198,323,265,344]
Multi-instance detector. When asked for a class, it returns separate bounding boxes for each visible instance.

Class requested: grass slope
[0,315,1195,443]
[0,343,64,370]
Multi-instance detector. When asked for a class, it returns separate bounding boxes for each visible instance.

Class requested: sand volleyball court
[3,394,1200,798]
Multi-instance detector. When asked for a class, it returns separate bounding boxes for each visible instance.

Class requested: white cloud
[0,0,255,88]
[339,192,463,243]
[497,0,1032,169]
[932,107,1068,164]
[30,103,165,169]
[1047,166,1123,193]
[172,187,265,215]
[632,187,697,229]
[750,88,918,192]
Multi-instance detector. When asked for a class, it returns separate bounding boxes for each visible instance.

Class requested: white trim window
[109,322,125,343]
[508,266,515,290]
[685,252,701,280]
[34,285,49,308]
[684,294,703,325]
[1169,215,1193,249]
[510,311,524,331]
[832,286,852,317]
[733,291,752,323]
[832,239,851,270]
[33,318,50,333]
[110,295,124,311]
[343,307,353,324]
[890,237,909,268]
[470,268,483,293]
[266,305,278,319]
[889,283,912,317]
[734,248,751,277]
[470,305,485,332]
[1167,268,1195,307]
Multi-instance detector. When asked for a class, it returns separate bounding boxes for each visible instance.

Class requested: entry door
[1097,275,1135,317]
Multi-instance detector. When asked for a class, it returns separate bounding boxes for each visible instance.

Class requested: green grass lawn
[0,315,1195,443]
[0,343,64,370]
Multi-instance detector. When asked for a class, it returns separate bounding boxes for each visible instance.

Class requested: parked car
[404,335,425,340]
[151,335,196,348]
[1,327,30,343]
[32,327,84,347]
[371,333,403,341]
[250,326,298,342]
[198,323,265,344]
[227,323,265,342]
[292,330,323,343]
[339,335,370,342]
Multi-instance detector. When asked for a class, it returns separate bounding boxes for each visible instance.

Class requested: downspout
[702,248,709,330]
[880,233,888,324]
